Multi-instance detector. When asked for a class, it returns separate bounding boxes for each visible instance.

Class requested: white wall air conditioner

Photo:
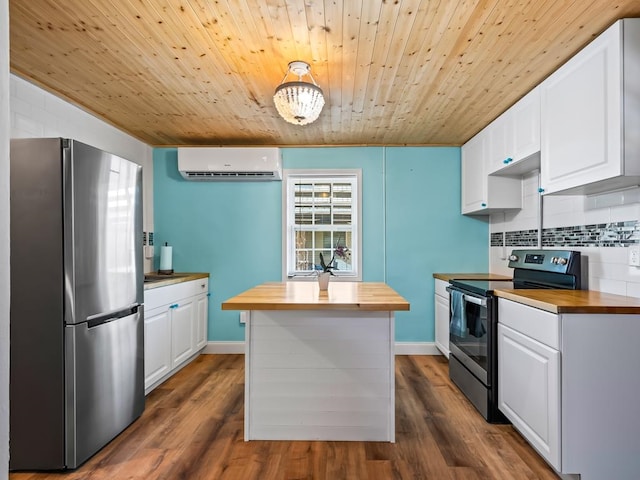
[177,147,282,181]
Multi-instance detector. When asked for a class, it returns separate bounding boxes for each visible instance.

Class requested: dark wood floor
[10,354,559,480]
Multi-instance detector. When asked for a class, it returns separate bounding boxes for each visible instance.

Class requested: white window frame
[282,169,362,281]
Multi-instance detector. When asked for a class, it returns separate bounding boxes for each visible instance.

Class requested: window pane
[295,206,313,224]
[314,231,332,249]
[333,206,352,225]
[317,250,334,269]
[333,183,352,204]
[314,206,331,225]
[333,247,352,272]
[295,183,314,203]
[295,249,314,271]
[314,183,332,204]
[295,231,312,248]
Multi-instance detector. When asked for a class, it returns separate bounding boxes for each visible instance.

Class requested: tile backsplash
[490,171,640,298]
[491,221,640,248]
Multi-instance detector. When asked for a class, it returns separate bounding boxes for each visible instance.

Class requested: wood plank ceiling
[9,1,640,147]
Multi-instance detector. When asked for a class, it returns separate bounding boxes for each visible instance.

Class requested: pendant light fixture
[273,61,325,125]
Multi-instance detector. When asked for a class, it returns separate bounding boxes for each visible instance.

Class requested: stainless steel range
[446,249,582,423]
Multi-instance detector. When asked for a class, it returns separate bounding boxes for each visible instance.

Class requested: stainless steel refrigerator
[10,138,145,470]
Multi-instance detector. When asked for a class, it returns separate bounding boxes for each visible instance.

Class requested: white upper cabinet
[487,86,541,176]
[540,19,640,195]
[487,110,513,174]
[461,134,486,213]
[461,128,522,215]
[511,86,541,168]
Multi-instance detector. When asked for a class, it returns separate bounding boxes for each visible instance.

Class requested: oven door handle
[446,287,487,307]
[462,294,486,307]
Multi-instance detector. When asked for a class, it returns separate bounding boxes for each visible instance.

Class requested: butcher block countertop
[494,289,640,314]
[433,273,511,281]
[143,272,209,290]
[222,281,410,311]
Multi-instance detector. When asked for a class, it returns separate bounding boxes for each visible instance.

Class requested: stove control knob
[509,254,519,262]
[551,257,558,264]
[557,257,568,265]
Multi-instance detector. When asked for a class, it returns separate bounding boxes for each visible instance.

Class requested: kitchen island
[222,281,410,442]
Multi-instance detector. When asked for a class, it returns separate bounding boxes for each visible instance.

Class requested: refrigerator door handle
[87,304,141,328]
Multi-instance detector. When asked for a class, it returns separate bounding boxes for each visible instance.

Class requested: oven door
[447,286,489,385]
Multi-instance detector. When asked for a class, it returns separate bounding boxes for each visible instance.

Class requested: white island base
[244,309,395,442]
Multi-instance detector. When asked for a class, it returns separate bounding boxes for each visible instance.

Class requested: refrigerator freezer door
[64,140,143,325]
[64,308,145,468]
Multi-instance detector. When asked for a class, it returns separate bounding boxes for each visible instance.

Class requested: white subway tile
[9,96,32,117]
[522,172,540,190]
[543,195,573,216]
[597,247,631,265]
[543,211,585,229]
[13,113,44,137]
[610,203,640,223]
[490,214,504,232]
[44,93,71,118]
[577,247,604,266]
[625,282,640,298]
[583,207,610,225]
[14,77,45,109]
[490,247,512,276]
[588,277,627,296]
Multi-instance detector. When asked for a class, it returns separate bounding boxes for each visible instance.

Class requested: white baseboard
[203,341,441,356]
[203,341,245,354]
[394,342,441,355]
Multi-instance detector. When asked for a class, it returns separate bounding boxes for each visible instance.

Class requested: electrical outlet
[629,246,640,267]
[239,311,247,324]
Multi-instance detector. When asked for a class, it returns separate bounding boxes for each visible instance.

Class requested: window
[283,170,362,280]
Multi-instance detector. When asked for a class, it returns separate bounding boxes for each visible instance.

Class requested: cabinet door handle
[503,157,513,164]
[538,187,545,193]
[206,293,211,297]
[481,202,487,207]
[170,303,179,309]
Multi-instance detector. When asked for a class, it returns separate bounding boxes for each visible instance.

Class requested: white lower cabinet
[144,278,209,393]
[143,307,172,389]
[195,293,208,351]
[434,279,450,357]
[498,299,561,470]
[498,323,560,470]
[498,298,640,479]
[170,301,195,368]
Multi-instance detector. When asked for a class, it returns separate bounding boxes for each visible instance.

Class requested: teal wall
[153,147,488,343]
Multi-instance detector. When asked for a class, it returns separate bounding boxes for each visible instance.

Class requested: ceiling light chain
[273,61,325,126]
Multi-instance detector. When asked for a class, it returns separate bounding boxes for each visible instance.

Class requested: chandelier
[273,61,325,125]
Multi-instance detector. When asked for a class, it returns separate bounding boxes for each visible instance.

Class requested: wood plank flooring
[10,355,559,480]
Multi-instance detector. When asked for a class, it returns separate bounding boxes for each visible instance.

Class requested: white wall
[10,74,155,272]
[491,172,640,297]
[0,0,10,477]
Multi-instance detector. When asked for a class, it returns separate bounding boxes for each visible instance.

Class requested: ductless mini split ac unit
[177,147,282,181]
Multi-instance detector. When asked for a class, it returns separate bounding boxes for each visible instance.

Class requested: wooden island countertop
[222,281,410,311]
